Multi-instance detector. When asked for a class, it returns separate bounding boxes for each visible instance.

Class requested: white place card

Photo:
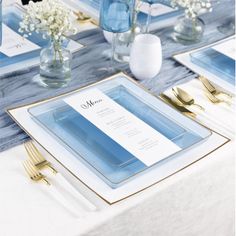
[64,88,181,166]
[212,38,236,60]
[0,24,40,57]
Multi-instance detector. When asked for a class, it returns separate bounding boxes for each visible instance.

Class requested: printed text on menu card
[0,24,40,57]
[64,88,181,166]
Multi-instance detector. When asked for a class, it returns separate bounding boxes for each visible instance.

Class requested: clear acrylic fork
[24,141,96,211]
[23,159,79,217]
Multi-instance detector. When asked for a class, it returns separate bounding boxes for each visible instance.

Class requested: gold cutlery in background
[75,11,98,26]
[172,87,205,111]
[24,142,97,211]
[76,11,91,22]
[199,76,233,99]
[170,86,232,133]
[159,93,196,119]
[23,159,79,217]
[199,76,233,105]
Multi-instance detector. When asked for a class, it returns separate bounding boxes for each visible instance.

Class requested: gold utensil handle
[199,76,233,99]
[193,103,205,111]
[159,93,196,118]
[199,76,216,94]
[205,90,231,106]
[56,173,97,211]
[46,184,80,217]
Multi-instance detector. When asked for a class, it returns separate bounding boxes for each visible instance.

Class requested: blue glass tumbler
[99,0,134,67]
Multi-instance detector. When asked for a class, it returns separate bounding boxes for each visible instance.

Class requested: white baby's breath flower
[171,0,212,19]
[19,0,77,42]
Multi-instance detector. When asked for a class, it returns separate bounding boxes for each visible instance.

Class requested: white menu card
[64,88,181,166]
[0,24,40,57]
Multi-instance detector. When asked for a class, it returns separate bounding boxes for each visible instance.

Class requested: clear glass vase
[173,16,205,45]
[114,25,141,62]
[113,8,141,63]
[38,40,72,88]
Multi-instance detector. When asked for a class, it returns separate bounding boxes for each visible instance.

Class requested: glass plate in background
[190,39,235,86]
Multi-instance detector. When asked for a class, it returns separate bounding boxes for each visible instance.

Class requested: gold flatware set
[159,76,234,135]
[75,11,98,26]
[159,93,196,119]
[172,87,205,111]
[161,76,234,115]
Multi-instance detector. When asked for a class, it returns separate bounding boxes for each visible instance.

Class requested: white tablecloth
[0,139,234,236]
[0,1,235,235]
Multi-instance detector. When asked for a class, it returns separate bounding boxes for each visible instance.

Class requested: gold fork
[24,141,97,211]
[171,87,232,133]
[172,87,205,111]
[24,142,57,173]
[23,159,50,185]
[23,159,79,216]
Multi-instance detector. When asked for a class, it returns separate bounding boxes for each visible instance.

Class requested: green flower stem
[52,37,63,65]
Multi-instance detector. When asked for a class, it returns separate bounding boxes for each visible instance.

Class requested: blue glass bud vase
[99,0,134,70]
[35,39,72,88]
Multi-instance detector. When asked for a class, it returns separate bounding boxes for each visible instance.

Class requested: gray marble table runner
[0,1,234,152]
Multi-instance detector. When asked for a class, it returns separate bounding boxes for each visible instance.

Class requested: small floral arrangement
[19,0,76,43]
[171,0,212,19]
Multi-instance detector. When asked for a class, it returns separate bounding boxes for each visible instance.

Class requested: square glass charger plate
[173,35,235,94]
[0,3,83,76]
[28,74,212,188]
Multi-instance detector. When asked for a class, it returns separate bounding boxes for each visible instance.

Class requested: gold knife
[159,93,196,118]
